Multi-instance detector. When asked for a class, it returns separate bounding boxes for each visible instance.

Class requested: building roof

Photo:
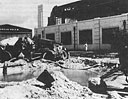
[48,0,128,25]
[0,24,32,33]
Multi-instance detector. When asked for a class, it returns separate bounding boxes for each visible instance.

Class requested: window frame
[61,31,72,45]
[46,33,55,40]
[102,27,119,44]
[79,29,92,44]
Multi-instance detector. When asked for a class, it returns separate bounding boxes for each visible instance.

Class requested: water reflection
[61,69,98,86]
[0,67,98,86]
[0,67,43,82]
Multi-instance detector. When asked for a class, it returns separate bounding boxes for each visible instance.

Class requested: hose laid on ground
[61,50,68,60]
[40,59,100,70]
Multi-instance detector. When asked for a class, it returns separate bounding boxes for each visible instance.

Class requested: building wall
[100,13,128,50]
[0,32,32,41]
[37,13,128,51]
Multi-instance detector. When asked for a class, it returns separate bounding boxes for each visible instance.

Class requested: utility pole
[73,21,78,51]
[73,26,76,50]
[98,18,101,54]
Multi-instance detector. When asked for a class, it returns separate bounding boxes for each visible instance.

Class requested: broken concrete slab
[37,69,55,88]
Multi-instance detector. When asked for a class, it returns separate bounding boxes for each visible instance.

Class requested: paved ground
[69,51,94,57]
[69,50,118,58]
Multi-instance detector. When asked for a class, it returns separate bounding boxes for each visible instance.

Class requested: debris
[37,70,55,89]
[88,77,107,94]
[0,37,19,46]
[0,71,110,99]
[0,49,127,98]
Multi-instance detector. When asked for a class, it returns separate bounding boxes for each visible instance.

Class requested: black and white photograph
[0,0,128,98]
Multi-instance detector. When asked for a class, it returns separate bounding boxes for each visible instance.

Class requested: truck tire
[43,51,54,61]
[2,51,12,62]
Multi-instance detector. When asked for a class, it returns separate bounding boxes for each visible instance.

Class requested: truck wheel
[43,51,54,61]
[2,51,12,62]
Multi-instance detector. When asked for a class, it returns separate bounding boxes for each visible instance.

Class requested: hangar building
[0,24,32,41]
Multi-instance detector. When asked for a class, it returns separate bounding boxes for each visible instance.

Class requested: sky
[0,0,79,30]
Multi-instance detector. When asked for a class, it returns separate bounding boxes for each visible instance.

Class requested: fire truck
[32,36,70,61]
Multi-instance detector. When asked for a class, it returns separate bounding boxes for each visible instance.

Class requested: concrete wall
[100,14,128,50]
[36,13,128,51]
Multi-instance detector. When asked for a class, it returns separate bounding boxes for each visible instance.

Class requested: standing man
[118,20,128,82]
[84,43,88,51]
[118,33,128,82]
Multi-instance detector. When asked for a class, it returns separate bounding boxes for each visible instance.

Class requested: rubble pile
[91,57,119,65]
[84,57,119,75]
[0,71,110,99]
[0,37,127,98]
[0,56,126,98]
[0,57,119,76]
[0,58,62,79]
[60,57,98,70]
[84,59,97,66]
[0,37,19,46]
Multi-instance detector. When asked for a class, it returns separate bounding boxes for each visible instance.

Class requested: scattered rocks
[0,71,109,99]
[0,55,126,98]
[88,77,107,94]
[60,57,98,70]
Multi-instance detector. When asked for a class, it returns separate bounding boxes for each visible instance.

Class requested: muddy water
[0,67,42,82]
[61,69,98,86]
[0,67,98,86]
